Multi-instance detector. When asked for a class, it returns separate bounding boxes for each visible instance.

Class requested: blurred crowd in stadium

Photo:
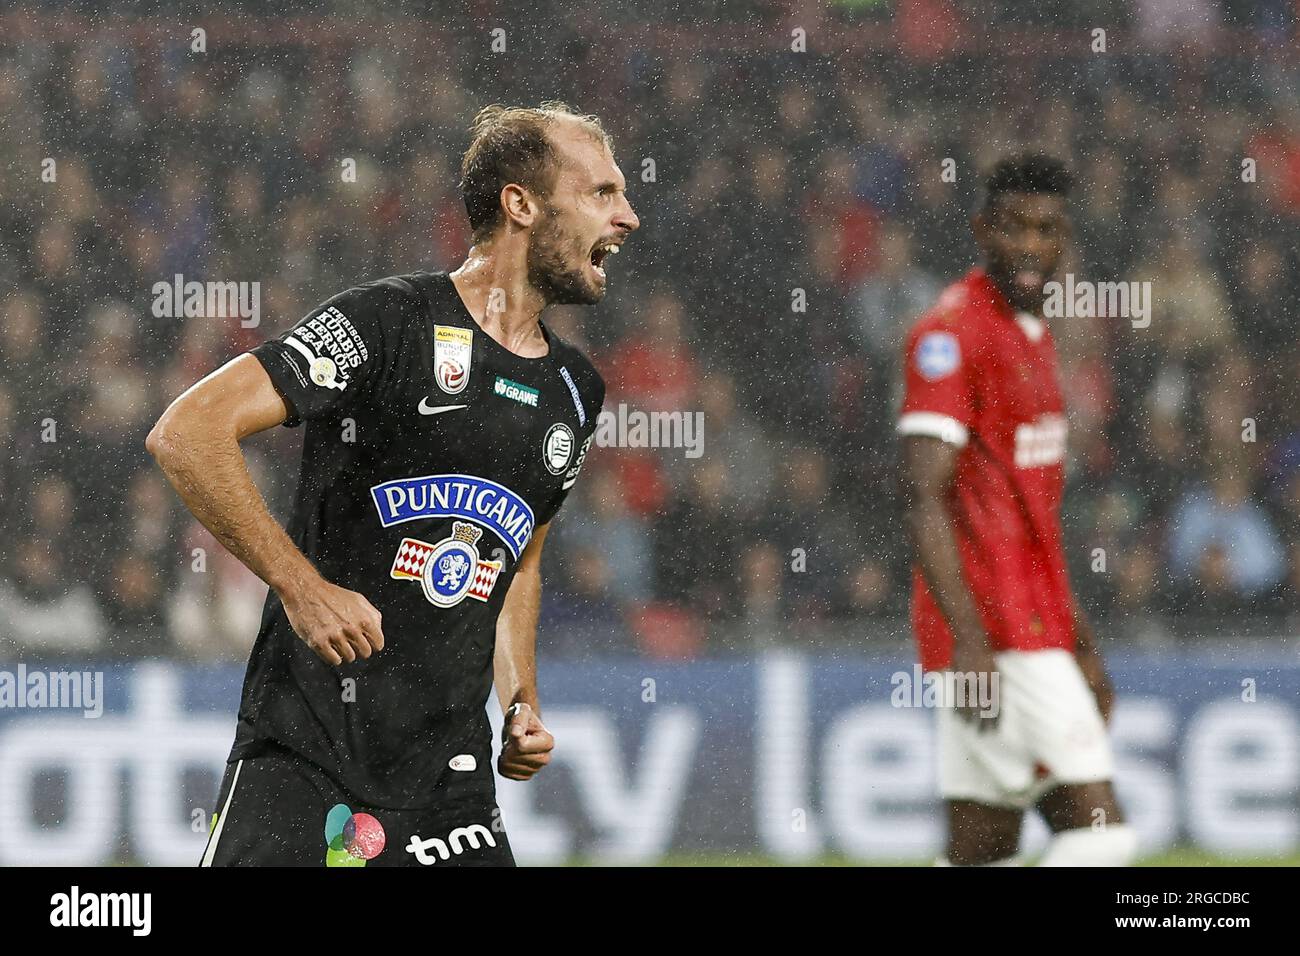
[1,1,1299,660]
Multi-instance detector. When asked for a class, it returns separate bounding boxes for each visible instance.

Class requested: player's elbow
[902,486,944,541]
[899,458,949,515]
[508,563,543,602]
[146,407,186,463]
[901,497,922,542]
[145,418,171,462]
[898,470,928,516]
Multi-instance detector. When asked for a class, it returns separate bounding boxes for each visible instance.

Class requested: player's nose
[614,197,640,234]
[1019,228,1055,259]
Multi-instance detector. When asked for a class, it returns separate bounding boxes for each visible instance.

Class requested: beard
[1003,280,1043,313]
[526,208,603,306]
[990,260,1050,314]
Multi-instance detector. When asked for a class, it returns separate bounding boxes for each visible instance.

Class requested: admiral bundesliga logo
[434,324,473,395]
[390,521,503,607]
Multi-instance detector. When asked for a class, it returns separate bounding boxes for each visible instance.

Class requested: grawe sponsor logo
[151,274,260,327]
[49,886,151,936]
[405,823,497,865]
[494,376,539,407]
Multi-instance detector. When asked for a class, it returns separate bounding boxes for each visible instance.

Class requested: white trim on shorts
[200,759,244,867]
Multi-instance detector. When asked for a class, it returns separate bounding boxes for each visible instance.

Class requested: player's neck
[449,251,550,358]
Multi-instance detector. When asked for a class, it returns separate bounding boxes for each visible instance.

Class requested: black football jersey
[234,271,603,808]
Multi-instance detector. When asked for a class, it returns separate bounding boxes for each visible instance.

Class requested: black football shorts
[199,744,515,867]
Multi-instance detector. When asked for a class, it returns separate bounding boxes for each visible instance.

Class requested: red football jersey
[898,268,1076,671]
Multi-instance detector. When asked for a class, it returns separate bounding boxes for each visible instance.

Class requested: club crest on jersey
[434,325,473,395]
[390,522,502,607]
[543,423,575,475]
[916,331,960,381]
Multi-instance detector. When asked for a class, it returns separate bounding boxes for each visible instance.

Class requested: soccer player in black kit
[147,102,639,866]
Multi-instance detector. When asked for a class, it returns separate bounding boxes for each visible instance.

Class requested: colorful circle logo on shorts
[324,803,386,867]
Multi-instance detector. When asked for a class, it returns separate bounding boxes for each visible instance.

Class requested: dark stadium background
[0,0,1298,865]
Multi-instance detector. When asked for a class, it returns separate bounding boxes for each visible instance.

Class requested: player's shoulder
[545,325,606,410]
[905,269,995,343]
[347,272,435,311]
[546,330,602,384]
[900,271,1001,384]
[903,270,1004,376]
[318,273,432,335]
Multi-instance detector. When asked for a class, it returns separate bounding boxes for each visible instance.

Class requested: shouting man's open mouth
[590,239,621,280]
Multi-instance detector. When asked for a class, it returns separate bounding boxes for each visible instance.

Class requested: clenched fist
[498,702,554,781]
[279,574,385,666]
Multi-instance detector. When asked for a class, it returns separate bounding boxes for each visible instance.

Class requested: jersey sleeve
[896,321,975,448]
[249,280,417,427]
[536,366,605,527]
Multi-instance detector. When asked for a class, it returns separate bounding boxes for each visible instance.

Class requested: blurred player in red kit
[898,155,1137,866]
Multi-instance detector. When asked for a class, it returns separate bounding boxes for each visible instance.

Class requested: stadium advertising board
[0,654,1294,865]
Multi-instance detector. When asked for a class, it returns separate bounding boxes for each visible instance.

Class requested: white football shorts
[935,648,1115,809]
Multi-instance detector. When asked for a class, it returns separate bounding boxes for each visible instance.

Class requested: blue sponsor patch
[370,474,535,560]
[915,331,960,381]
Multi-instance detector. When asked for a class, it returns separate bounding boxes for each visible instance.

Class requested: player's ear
[500,183,539,230]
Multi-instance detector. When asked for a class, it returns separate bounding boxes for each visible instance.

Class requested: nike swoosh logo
[418,400,468,416]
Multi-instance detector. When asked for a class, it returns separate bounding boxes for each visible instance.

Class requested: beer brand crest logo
[389,521,502,607]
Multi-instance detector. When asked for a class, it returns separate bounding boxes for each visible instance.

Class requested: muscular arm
[899,435,989,656]
[494,521,548,715]
[900,433,1000,724]
[146,353,384,665]
[146,354,310,594]
[494,521,554,780]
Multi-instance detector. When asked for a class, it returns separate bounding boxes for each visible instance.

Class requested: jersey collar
[969,267,1046,342]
